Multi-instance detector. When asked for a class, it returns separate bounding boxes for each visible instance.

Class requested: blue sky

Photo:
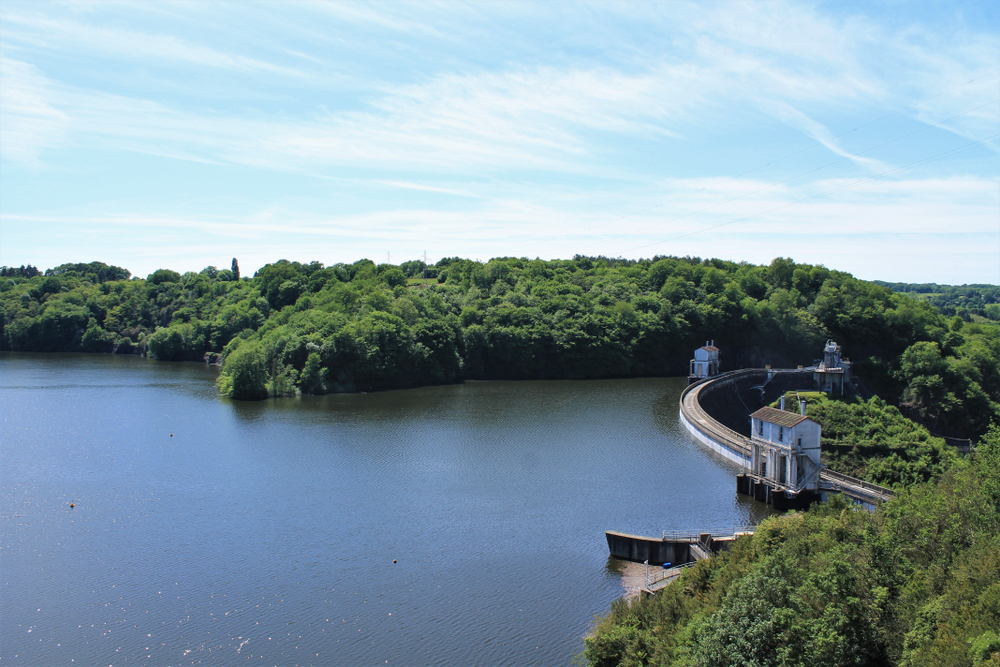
[1,1,998,283]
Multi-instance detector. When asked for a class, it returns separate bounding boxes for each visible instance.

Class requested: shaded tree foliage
[46,262,131,283]
[1,256,998,432]
[585,426,1000,666]
[216,340,268,400]
[770,392,961,487]
[0,265,41,279]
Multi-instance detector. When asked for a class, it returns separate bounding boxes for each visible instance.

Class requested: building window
[757,420,763,436]
[778,426,784,442]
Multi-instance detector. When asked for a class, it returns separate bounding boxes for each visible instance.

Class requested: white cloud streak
[1,8,308,77]
[2,2,997,174]
[0,1,997,282]
[0,58,69,168]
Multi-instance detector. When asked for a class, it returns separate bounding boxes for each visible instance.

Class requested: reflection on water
[1,353,774,666]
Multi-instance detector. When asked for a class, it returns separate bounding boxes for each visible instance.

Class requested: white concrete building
[689,341,720,381]
[749,400,822,493]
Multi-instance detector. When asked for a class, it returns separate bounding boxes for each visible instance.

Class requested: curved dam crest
[678,368,894,506]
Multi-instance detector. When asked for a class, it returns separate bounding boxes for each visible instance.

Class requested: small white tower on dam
[689,340,720,384]
[813,339,851,394]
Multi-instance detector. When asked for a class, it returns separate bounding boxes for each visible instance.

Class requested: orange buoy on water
[69,503,75,508]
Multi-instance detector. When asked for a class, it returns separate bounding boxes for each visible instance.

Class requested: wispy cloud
[3,2,996,175]
[0,60,696,174]
[304,0,450,38]
[761,102,888,170]
[0,58,68,168]
[1,8,308,78]
[377,180,486,198]
[1,1,997,282]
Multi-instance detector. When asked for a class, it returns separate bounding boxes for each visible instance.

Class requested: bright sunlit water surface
[1,353,774,666]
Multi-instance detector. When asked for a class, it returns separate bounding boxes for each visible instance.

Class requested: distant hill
[874,280,1000,321]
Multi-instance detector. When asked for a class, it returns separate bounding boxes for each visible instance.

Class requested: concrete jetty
[606,529,754,597]
[605,529,749,565]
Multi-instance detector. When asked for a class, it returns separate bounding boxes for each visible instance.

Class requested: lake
[0,353,774,666]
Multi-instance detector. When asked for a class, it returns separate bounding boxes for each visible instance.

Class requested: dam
[604,359,893,572]
[678,368,893,507]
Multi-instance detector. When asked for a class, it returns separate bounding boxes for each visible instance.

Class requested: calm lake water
[1,353,774,666]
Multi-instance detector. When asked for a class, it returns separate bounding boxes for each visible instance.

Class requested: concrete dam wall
[694,370,765,436]
[679,368,825,467]
[694,369,816,437]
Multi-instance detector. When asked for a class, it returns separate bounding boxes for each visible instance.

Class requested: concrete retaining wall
[678,408,751,467]
[606,531,692,565]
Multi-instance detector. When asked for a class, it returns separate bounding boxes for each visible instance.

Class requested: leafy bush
[299,352,325,395]
[147,322,208,361]
[217,341,269,400]
[80,321,116,352]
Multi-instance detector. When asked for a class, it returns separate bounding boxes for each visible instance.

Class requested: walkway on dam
[680,370,894,505]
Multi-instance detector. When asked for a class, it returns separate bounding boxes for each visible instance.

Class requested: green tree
[218,341,269,400]
[81,320,116,352]
[299,352,325,395]
[147,269,181,285]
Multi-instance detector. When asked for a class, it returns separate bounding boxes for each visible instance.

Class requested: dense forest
[1,255,998,438]
[585,424,1000,667]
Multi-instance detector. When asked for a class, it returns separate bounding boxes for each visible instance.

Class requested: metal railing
[661,526,757,541]
[791,465,823,494]
[820,469,894,500]
[644,561,697,589]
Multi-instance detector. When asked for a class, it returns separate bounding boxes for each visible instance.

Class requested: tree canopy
[1,254,997,437]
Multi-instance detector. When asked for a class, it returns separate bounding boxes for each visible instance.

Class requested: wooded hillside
[1,255,998,437]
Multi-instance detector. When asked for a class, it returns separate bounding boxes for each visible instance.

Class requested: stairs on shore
[690,543,712,561]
